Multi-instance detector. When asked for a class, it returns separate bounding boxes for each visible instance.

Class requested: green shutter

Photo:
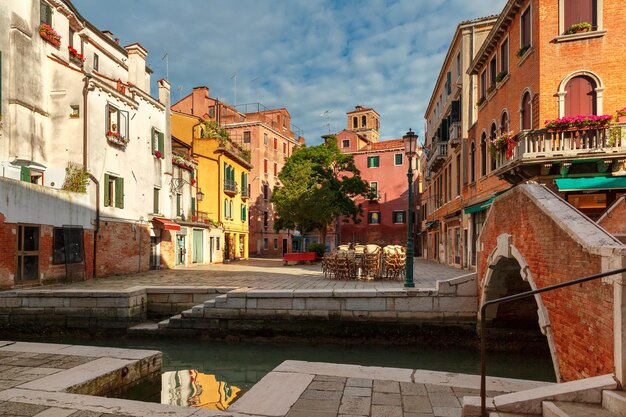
[104,174,110,206]
[115,177,124,209]
[20,166,31,182]
[158,131,164,153]
[151,127,155,152]
[191,197,196,216]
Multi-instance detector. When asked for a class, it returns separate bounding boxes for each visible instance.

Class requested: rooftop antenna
[230,74,237,106]
[161,52,169,80]
[320,110,333,134]
[251,77,260,104]
[176,85,184,100]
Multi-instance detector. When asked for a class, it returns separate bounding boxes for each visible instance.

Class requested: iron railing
[224,179,238,194]
[479,266,626,417]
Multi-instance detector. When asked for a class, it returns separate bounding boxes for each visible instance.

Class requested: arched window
[470,141,476,183]
[500,111,509,134]
[564,75,596,116]
[362,115,367,127]
[521,91,532,130]
[491,122,499,171]
[353,116,358,129]
[480,133,487,177]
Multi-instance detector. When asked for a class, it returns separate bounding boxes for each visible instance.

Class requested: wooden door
[16,225,39,282]
[565,76,595,116]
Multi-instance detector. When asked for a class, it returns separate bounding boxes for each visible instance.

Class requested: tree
[271,136,369,251]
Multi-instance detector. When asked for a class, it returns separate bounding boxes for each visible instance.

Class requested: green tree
[271,136,369,251]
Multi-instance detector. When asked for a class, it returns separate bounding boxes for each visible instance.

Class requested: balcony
[449,123,462,149]
[427,142,448,173]
[224,179,238,196]
[492,124,626,184]
[241,185,250,199]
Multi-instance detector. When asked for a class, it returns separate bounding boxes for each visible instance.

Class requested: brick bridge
[477,184,626,385]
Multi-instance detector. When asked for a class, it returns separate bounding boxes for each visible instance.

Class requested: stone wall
[96,221,151,277]
[478,184,626,381]
[598,196,626,244]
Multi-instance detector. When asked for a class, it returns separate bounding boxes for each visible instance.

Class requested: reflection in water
[162,370,242,410]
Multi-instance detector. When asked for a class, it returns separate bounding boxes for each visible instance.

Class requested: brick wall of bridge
[478,185,616,381]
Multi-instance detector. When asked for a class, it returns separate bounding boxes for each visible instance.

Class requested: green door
[192,229,203,263]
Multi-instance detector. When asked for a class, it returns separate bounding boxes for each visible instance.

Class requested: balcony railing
[493,124,626,172]
[241,185,250,199]
[224,179,238,195]
[427,142,448,173]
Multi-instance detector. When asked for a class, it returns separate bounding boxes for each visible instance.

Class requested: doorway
[16,225,39,283]
[150,237,160,269]
[192,229,203,263]
[282,238,288,255]
[209,237,214,263]
[176,235,186,266]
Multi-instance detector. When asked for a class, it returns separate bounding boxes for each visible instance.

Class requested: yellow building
[172,111,251,261]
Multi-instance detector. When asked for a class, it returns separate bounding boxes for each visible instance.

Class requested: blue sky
[73,0,506,145]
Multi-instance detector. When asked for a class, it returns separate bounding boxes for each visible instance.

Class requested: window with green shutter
[158,131,164,154]
[104,174,110,206]
[191,197,196,216]
[367,156,379,168]
[241,204,246,221]
[20,166,31,182]
[115,177,124,208]
[394,153,403,166]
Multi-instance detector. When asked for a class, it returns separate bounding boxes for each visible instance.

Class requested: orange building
[172,87,305,257]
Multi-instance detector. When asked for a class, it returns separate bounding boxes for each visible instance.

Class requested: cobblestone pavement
[40,258,470,291]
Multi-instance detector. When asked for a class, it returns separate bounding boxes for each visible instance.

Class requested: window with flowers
[105,104,128,139]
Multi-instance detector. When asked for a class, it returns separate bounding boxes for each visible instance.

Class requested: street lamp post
[402,129,418,288]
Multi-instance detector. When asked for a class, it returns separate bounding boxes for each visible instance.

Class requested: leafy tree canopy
[271,136,369,244]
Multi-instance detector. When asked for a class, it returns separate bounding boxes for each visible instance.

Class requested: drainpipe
[82,73,99,279]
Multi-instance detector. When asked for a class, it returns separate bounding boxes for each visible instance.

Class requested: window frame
[40,1,52,25]
[105,103,129,139]
[342,139,350,148]
[243,131,251,144]
[52,227,84,265]
[103,174,124,209]
[520,5,532,50]
[394,153,403,166]
[369,181,379,198]
[480,71,487,99]
[500,36,509,75]
[368,211,381,225]
[153,187,160,214]
[93,53,99,71]
[561,0,600,34]
[392,210,406,224]
[367,155,380,168]
[264,133,268,147]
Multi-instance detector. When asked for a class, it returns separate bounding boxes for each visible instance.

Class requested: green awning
[425,220,438,228]
[464,196,497,214]
[555,176,626,192]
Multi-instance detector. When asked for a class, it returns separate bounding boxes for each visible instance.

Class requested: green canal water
[39,337,556,411]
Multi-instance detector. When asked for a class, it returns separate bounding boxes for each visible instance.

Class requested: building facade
[0,0,187,287]
[421,16,499,269]
[172,87,303,257]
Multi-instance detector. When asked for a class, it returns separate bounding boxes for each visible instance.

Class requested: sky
[73,0,507,145]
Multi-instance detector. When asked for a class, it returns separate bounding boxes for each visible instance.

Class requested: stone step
[157,318,170,329]
[214,295,228,304]
[603,390,626,417]
[127,321,159,334]
[203,299,216,308]
[543,401,617,417]
[490,412,538,417]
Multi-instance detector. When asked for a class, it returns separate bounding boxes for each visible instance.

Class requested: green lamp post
[402,129,418,288]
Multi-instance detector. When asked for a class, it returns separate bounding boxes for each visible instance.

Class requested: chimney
[124,43,148,92]
[191,86,209,117]
[355,105,363,110]
[158,79,170,108]
[158,79,171,161]
[102,30,114,40]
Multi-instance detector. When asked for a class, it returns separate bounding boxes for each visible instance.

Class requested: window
[224,199,230,218]
[392,211,406,224]
[564,75,597,116]
[352,117,358,129]
[521,91,532,130]
[342,139,350,148]
[500,38,509,74]
[40,1,52,25]
[263,211,269,228]
[480,133,487,177]
[369,181,378,198]
[500,111,510,134]
[216,237,220,250]
[241,204,247,221]
[22,168,43,185]
[283,142,287,154]
[489,56,497,88]
[153,188,160,214]
[52,227,84,265]
[273,137,278,150]
[564,0,597,32]
[93,53,99,71]
[368,211,381,224]
[273,163,278,177]
[361,115,367,127]
[241,172,248,195]
[176,193,182,217]
[446,71,452,95]
[456,154,461,196]
[367,156,379,168]
[263,184,269,200]
[264,159,268,174]
[521,6,531,49]
[264,133,268,146]
[394,153,403,166]
[208,106,215,118]
[273,238,278,249]
[104,174,124,208]
[480,71,487,99]
[456,52,461,79]
[469,141,476,183]
[105,104,128,139]
[151,128,164,155]
[69,28,75,48]
[263,238,269,250]
[243,131,251,144]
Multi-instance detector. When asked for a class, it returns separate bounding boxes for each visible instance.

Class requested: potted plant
[616,107,626,123]
[39,23,61,47]
[67,46,84,65]
[69,111,79,119]
[476,96,486,107]
[516,44,530,58]
[496,70,508,83]
[490,131,518,160]
[153,150,163,159]
[565,22,592,35]
[487,84,496,95]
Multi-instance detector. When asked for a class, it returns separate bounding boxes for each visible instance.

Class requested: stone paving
[36,259,468,292]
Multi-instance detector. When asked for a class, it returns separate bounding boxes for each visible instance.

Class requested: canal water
[43,337,556,411]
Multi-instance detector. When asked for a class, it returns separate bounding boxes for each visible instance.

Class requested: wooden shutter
[565,76,595,116]
[20,166,31,182]
[103,174,110,206]
[158,131,164,153]
[446,72,451,95]
[564,0,594,29]
[522,92,532,129]
[191,197,195,216]
[521,7,531,46]
[115,177,124,209]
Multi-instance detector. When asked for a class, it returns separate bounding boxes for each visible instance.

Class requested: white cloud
[73,0,507,143]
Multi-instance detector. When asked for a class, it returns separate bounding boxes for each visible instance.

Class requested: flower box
[565,22,592,35]
[106,131,129,147]
[69,113,79,119]
[490,131,518,160]
[39,24,60,47]
[172,153,198,171]
[516,44,530,58]
[545,114,613,131]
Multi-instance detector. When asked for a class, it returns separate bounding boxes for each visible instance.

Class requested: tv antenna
[230,74,237,106]
[320,110,333,133]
